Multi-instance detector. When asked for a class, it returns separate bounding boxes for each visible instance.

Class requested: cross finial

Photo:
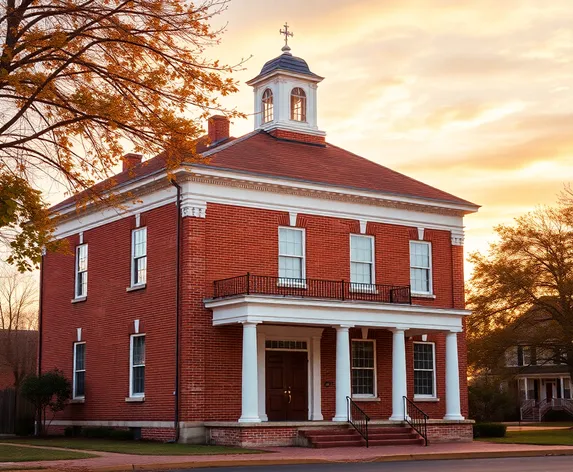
[279,22,293,54]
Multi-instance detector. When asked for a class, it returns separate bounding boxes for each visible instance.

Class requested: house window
[350,235,375,286]
[505,346,518,367]
[290,87,306,121]
[414,342,436,398]
[75,244,88,298]
[262,88,273,123]
[517,346,532,366]
[73,342,86,399]
[131,227,147,286]
[351,340,376,397]
[278,227,305,281]
[410,241,432,294]
[130,335,145,397]
[564,378,571,399]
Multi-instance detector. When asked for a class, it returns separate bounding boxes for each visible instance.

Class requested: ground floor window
[73,342,85,399]
[351,340,376,397]
[130,334,145,397]
[414,342,436,398]
[564,378,571,399]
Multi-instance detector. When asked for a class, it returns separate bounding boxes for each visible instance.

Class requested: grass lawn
[0,438,262,456]
[479,429,573,446]
[0,444,95,462]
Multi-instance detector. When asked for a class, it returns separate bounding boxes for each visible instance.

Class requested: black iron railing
[213,274,411,305]
[403,396,428,446]
[347,396,369,447]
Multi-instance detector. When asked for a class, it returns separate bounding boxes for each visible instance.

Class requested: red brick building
[41,41,479,446]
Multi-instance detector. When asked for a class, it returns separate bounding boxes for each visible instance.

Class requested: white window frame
[290,87,307,122]
[131,227,147,287]
[409,241,433,295]
[350,234,375,291]
[75,244,88,299]
[129,334,145,398]
[73,341,86,399]
[351,339,377,398]
[262,88,273,123]
[413,341,437,399]
[278,226,306,285]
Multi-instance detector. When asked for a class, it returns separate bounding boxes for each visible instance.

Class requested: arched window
[290,87,306,122]
[262,89,273,123]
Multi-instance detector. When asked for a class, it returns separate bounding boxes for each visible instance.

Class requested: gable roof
[52,130,478,212]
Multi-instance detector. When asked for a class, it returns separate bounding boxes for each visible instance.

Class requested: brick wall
[427,423,473,443]
[209,426,301,447]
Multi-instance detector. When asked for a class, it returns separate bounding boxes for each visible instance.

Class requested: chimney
[208,115,230,145]
[122,153,142,172]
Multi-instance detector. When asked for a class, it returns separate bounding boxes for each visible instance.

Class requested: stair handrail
[346,396,370,448]
[563,399,573,416]
[403,396,428,446]
[537,398,551,421]
[520,398,536,421]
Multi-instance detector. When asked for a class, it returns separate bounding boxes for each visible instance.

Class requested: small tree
[468,376,516,422]
[20,369,71,436]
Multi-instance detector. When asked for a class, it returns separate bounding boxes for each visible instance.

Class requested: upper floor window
[414,342,436,398]
[290,87,306,122]
[410,241,432,294]
[75,244,88,298]
[73,342,86,399]
[262,88,273,123]
[130,334,145,397]
[278,227,305,282]
[131,227,147,286]
[350,235,374,286]
[351,340,376,397]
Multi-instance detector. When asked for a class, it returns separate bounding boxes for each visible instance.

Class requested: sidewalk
[3,441,573,471]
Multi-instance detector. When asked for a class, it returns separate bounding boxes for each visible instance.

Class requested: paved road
[171,456,573,472]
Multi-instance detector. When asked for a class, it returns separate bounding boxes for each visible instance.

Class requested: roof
[52,130,477,212]
[248,52,323,83]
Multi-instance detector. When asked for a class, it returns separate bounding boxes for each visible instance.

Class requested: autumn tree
[467,195,573,380]
[0,267,37,389]
[1,0,242,270]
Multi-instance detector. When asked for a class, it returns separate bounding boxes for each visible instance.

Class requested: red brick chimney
[122,153,142,172]
[208,115,230,145]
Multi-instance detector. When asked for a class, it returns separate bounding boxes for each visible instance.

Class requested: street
[171,456,573,471]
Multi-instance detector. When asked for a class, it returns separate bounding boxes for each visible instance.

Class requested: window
[505,346,518,367]
[517,346,532,366]
[130,335,145,397]
[564,378,571,399]
[75,244,88,298]
[73,342,86,399]
[351,340,376,397]
[410,241,432,294]
[262,88,273,123]
[414,342,436,398]
[131,227,147,286]
[278,227,305,282]
[350,235,374,286]
[290,87,306,121]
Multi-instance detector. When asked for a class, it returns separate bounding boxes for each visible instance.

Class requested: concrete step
[369,438,425,447]
[313,440,364,448]
[368,432,419,440]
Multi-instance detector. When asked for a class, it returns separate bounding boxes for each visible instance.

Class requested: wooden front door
[266,351,308,421]
[546,382,554,400]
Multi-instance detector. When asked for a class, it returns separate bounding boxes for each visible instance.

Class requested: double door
[266,351,308,421]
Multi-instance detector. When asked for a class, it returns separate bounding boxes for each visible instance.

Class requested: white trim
[72,341,86,400]
[289,212,297,227]
[131,227,147,287]
[417,227,425,241]
[79,232,84,244]
[350,234,375,286]
[351,339,377,399]
[76,328,82,342]
[451,229,464,246]
[361,327,369,340]
[359,220,367,235]
[413,341,437,400]
[278,226,306,281]
[134,319,140,334]
[410,240,433,296]
[74,244,88,299]
[129,334,145,398]
[135,213,141,228]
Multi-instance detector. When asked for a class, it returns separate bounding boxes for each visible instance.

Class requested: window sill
[277,280,307,289]
[349,285,378,294]
[125,396,145,403]
[411,293,436,299]
[352,397,380,402]
[414,397,440,402]
[71,398,85,404]
[126,284,146,292]
[71,296,87,304]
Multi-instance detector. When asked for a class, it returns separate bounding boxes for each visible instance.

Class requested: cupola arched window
[290,87,306,122]
[262,88,273,123]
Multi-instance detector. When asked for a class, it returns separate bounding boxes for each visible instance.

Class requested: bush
[109,429,134,440]
[83,426,114,438]
[468,377,515,422]
[473,423,507,438]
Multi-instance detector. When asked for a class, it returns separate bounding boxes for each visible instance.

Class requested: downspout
[170,179,182,443]
[35,249,45,436]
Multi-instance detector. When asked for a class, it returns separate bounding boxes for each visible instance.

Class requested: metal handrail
[403,396,428,446]
[213,274,412,305]
[347,396,370,447]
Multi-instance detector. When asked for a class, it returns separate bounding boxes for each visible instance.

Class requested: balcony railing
[212,274,411,305]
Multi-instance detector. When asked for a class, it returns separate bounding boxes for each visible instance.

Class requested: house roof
[52,130,478,212]
[249,52,323,83]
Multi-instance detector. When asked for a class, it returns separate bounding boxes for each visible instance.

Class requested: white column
[257,331,267,421]
[444,331,464,420]
[560,377,565,399]
[332,325,352,422]
[311,335,323,420]
[389,328,408,421]
[239,322,260,423]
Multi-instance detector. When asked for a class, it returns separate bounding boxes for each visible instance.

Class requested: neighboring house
[40,38,479,446]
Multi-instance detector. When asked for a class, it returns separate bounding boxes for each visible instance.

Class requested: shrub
[83,426,114,438]
[109,429,134,440]
[468,377,515,422]
[473,423,507,438]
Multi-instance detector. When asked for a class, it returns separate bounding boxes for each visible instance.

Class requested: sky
[204,0,573,277]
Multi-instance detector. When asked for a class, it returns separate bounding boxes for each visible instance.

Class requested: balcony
[212,274,412,305]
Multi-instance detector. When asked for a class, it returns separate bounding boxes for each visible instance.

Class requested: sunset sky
[206,0,573,276]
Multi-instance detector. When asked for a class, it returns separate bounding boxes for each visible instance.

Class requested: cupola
[246,24,325,142]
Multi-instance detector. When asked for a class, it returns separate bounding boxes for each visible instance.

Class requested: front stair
[300,425,425,448]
